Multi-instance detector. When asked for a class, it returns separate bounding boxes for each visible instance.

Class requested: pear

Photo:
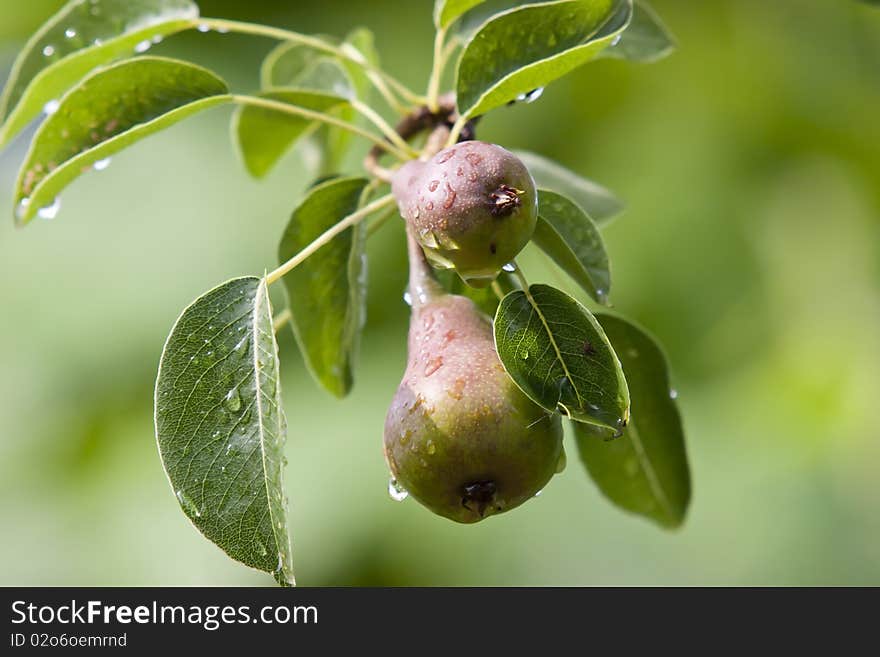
[391,141,538,288]
[383,230,563,523]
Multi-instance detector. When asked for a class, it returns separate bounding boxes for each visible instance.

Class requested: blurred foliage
[0,0,878,585]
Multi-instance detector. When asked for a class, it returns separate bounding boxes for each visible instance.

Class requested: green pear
[383,230,563,523]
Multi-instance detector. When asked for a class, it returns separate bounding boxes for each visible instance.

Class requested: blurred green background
[1,0,878,586]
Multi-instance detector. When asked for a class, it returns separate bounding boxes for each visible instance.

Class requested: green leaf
[516,150,623,224]
[278,177,369,398]
[14,56,229,225]
[435,0,488,29]
[494,283,629,429]
[232,89,350,179]
[533,189,610,305]
[339,27,380,101]
[455,0,632,118]
[258,28,376,177]
[0,0,199,150]
[155,276,294,585]
[602,0,675,63]
[574,314,690,528]
[261,39,345,91]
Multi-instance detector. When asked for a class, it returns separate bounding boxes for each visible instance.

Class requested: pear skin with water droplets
[391,141,537,288]
[383,231,562,523]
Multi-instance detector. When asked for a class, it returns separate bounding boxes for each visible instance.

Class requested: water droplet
[216,26,229,34]
[502,262,517,273]
[64,28,77,39]
[224,388,242,412]
[37,197,61,220]
[15,198,31,221]
[611,35,622,47]
[516,87,544,104]
[43,99,60,116]
[197,23,211,33]
[555,449,567,473]
[134,40,151,53]
[534,489,543,497]
[176,490,202,517]
[420,229,440,250]
[669,389,679,400]
[151,34,164,44]
[388,477,409,502]
[42,45,55,57]
[403,291,413,306]
[93,157,111,171]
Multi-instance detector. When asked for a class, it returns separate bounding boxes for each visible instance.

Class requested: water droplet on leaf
[42,45,55,57]
[516,87,544,104]
[134,40,151,53]
[37,197,61,220]
[15,198,30,221]
[43,99,60,115]
[388,477,409,502]
[93,157,111,171]
[224,388,242,412]
[502,262,517,272]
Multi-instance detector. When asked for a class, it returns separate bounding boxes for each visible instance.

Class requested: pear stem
[406,227,444,309]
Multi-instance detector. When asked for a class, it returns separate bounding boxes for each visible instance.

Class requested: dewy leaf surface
[456,0,632,117]
[155,277,294,585]
[278,177,369,398]
[0,0,199,149]
[494,283,629,430]
[533,189,611,305]
[14,56,229,225]
[574,314,690,528]
[516,150,623,224]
